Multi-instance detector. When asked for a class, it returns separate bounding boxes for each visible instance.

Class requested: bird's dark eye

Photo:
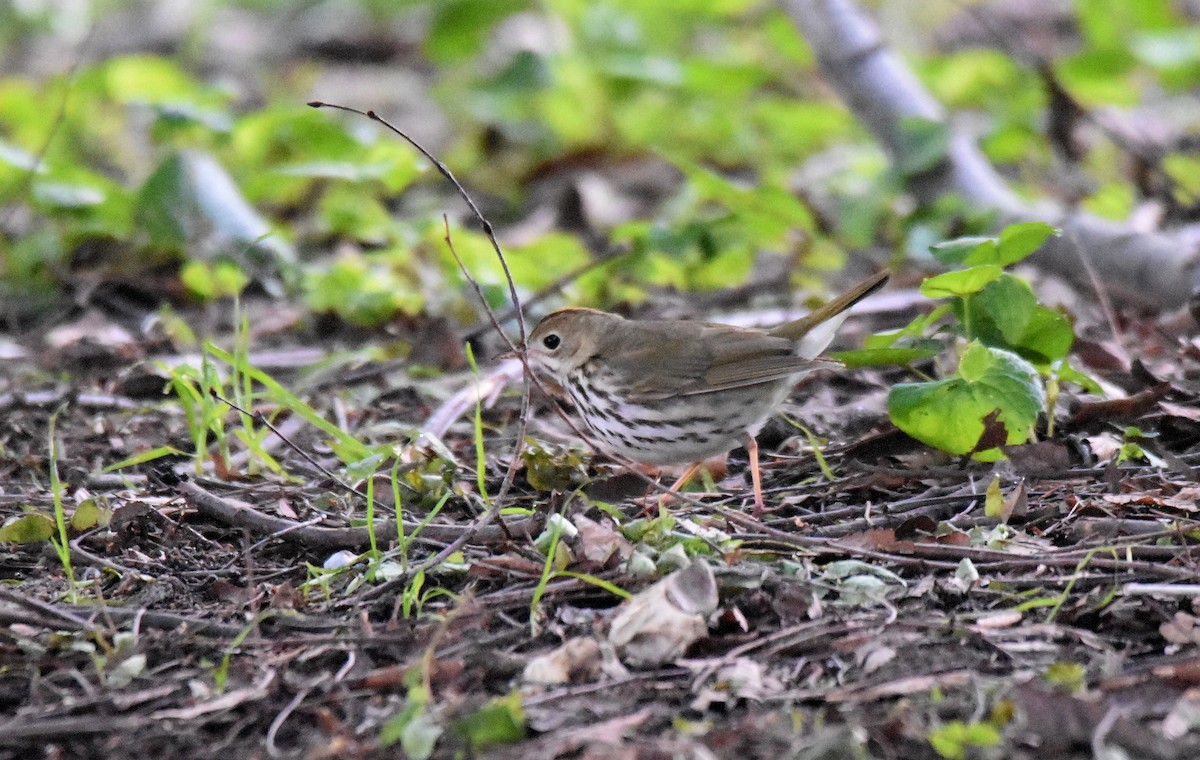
[542,334,561,350]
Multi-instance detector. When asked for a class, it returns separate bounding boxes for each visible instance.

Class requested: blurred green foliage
[1,0,1197,326]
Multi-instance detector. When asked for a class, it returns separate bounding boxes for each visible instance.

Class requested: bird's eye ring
[542,334,561,350]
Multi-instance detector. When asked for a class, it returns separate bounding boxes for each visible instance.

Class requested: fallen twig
[167,474,541,549]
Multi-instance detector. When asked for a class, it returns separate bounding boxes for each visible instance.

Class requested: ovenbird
[522,270,888,513]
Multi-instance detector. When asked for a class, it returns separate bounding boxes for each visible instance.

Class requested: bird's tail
[769,270,889,359]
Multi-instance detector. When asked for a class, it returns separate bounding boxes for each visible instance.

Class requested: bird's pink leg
[746,435,765,516]
[657,461,703,507]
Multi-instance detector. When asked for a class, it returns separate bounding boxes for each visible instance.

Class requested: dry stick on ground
[0,388,142,412]
[209,392,545,552]
[0,587,247,638]
[738,525,1198,581]
[779,0,1200,308]
[168,475,538,549]
[0,587,103,635]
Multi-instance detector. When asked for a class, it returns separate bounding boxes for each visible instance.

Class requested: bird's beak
[493,346,524,362]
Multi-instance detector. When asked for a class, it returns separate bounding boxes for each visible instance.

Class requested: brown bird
[522,271,888,513]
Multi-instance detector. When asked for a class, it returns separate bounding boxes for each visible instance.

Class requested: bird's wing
[609,323,834,399]
[598,321,721,401]
[695,354,834,394]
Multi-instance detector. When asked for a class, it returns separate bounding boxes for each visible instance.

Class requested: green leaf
[680,162,815,245]
[401,711,443,759]
[1163,154,1200,204]
[924,49,1022,107]
[137,150,294,280]
[1044,661,1086,692]
[304,251,421,325]
[970,274,1037,344]
[1082,182,1136,220]
[1056,48,1139,106]
[1076,0,1173,50]
[70,499,110,531]
[314,184,394,241]
[984,476,1003,518]
[489,50,553,94]
[521,444,586,492]
[995,222,1057,265]
[863,305,952,349]
[930,223,1056,268]
[982,122,1040,164]
[929,721,1001,760]
[379,697,442,758]
[930,236,996,266]
[920,265,1003,298]
[1053,362,1103,395]
[1011,307,1074,363]
[425,0,525,63]
[831,346,940,368]
[104,446,186,472]
[964,275,1074,363]
[751,99,854,162]
[455,691,526,751]
[889,343,1045,459]
[103,55,206,104]
[183,259,250,301]
[234,106,418,203]
[0,512,56,544]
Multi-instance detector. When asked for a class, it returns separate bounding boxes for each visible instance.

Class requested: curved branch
[175,478,540,550]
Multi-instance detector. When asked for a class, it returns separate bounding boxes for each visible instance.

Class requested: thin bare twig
[0,587,104,634]
[213,393,363,497]
[307,101,725,519]
[165,473,539,549]
[462,244,630,342]
[307,101,528,348]
[309,101,545,557]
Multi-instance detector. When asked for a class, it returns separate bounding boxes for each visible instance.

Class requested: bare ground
[2,291,1200,760]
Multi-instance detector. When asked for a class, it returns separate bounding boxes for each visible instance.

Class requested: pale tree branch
[780,0,1200,309]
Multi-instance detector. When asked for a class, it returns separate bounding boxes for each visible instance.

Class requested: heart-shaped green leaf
[896,117,950,175]
[888,343,1045,459]
[962,274,1074,363]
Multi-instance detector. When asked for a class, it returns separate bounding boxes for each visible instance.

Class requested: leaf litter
[4,8,1200,758]
[3,285,1200,759]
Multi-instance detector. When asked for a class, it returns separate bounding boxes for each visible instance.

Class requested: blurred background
[2,0,1199,348]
